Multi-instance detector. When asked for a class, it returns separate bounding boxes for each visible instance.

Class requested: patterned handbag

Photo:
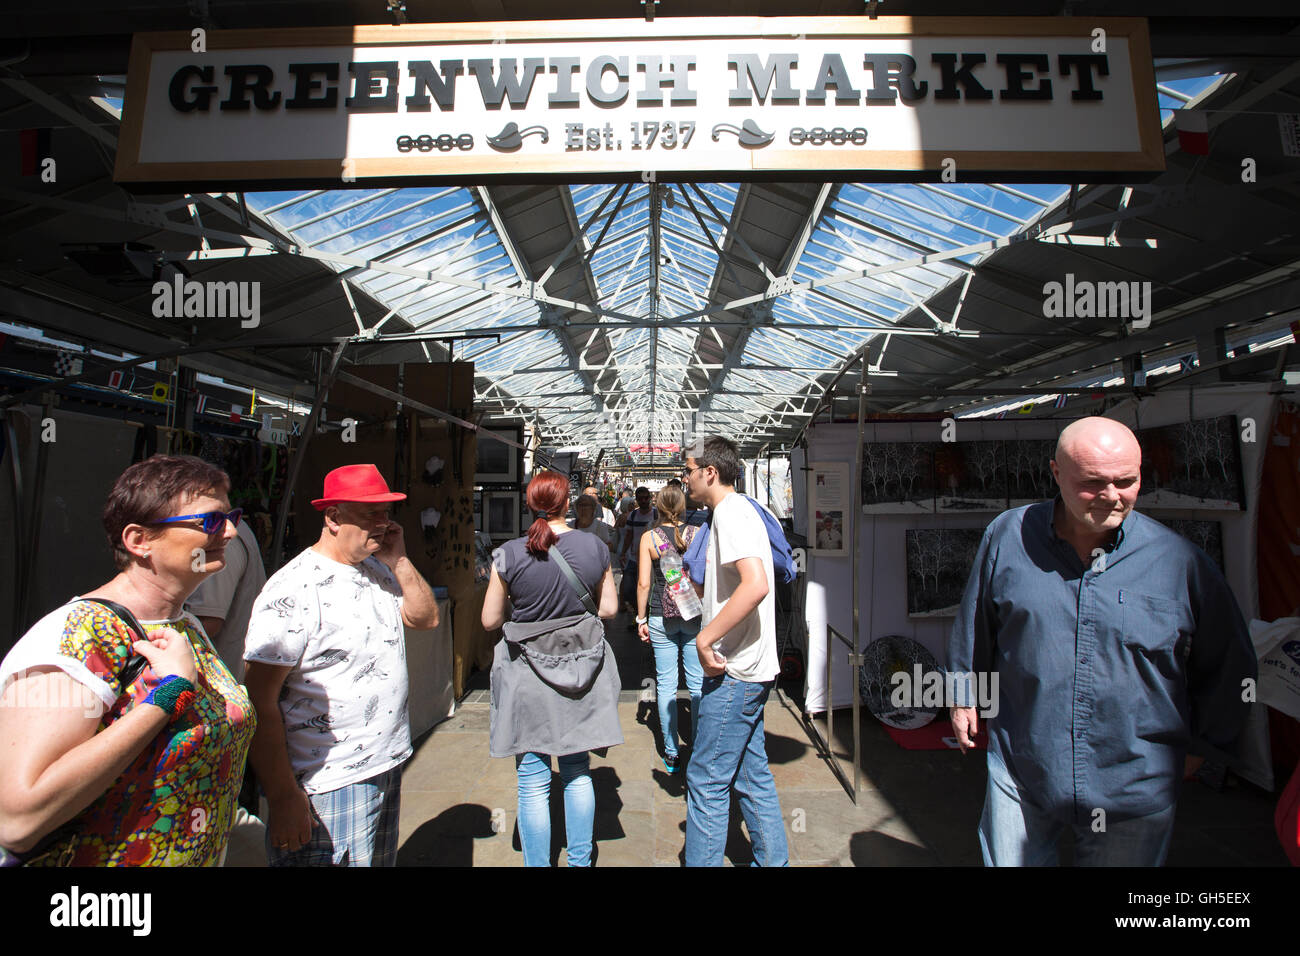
[0,599,149,867]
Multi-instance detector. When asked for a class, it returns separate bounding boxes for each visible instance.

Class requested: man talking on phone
[243,464,440,866]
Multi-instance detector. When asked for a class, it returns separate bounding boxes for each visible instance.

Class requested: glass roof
[244,73,1231,462]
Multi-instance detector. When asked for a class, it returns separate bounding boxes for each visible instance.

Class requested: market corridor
[385,594,1287,866]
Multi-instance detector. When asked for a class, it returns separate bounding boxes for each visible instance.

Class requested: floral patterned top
[0,600,256,866]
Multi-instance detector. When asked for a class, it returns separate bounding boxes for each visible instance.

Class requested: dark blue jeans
[684,673,789,866]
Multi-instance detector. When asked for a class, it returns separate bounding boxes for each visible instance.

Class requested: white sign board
[117,17,1163,188]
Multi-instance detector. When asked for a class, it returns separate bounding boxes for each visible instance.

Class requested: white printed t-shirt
[243,547,411,794]
[704,492,779,683]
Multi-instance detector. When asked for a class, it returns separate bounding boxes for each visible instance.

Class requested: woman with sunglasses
[0,455,256,866]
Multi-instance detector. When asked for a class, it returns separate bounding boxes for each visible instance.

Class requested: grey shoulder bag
[549,542,599,615]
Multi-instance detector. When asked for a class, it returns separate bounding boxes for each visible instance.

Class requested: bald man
[947,417,1255,866]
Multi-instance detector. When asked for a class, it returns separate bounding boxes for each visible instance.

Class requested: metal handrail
[800,352,867,805]
[803,623,861,804]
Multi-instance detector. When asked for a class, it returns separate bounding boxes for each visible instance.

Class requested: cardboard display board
[294,361,489,697]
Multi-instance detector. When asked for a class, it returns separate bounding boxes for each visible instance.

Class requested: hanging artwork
[475,425,521,484]
[858,636,942,730]
[905,527,985,617]
[861,442,936,514]
[1005,438,1059,507]
[934,440,1008,513]
[811,461,851,555]
[483,490,520,540]
[1137,416,1245,510]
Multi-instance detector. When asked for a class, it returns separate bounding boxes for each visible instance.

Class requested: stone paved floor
[393,611,1288,866]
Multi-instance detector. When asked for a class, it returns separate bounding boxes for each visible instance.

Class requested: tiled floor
[394,609,1290,866]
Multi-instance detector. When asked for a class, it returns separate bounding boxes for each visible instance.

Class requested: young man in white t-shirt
[680,435,788,867]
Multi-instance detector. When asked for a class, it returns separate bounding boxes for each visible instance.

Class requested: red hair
[525,470,571,556]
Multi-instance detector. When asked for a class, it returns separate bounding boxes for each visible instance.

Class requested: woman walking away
[0,455,256,866]
[482,470,621,866]
[636,485,703,774]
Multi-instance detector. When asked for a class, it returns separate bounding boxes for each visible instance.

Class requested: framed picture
[906,527,986,618]
[861,442,937,514]
[1138,416,1245,510]
[476,425,521,484]
[810,460,850,556]
[484,491,520,540]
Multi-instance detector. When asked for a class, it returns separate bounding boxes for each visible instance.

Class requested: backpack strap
[549,544,598,615]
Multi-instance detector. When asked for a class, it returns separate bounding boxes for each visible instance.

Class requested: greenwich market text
[166,52,1111,114]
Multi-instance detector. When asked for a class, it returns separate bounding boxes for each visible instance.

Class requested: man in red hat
[243,464,440,867]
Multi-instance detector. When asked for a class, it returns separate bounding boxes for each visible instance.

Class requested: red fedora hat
[312,464,407,510]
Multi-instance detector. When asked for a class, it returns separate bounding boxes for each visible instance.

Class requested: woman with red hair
[481,469,620,866]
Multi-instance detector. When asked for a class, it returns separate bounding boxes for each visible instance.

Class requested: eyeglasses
[150,508,243,534]
[682,465,703,478]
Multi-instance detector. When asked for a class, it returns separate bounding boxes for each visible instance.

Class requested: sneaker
[663,753,680,774]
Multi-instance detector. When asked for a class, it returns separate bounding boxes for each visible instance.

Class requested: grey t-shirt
[493,530,610,622]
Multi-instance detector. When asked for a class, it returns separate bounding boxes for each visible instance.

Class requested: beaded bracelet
[144,675,197,722]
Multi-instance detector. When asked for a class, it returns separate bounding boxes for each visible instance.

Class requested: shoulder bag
[1,599,151,867]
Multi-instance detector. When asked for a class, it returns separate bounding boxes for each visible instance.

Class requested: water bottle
[658,539,703,620]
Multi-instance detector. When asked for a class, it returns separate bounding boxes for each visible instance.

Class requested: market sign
[628,442,681,454]
[115,17,1163,189]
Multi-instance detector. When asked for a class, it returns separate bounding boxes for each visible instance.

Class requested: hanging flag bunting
[1132,369,1147,387]
[250,389,257,415]
[108,369,124,389]
[1175,110,1210,155]
[1054,393,1068,410]
[995,410,1007,420]
[52,351,83,378]
[1290,320,1300,343]
[195,394,208,414]
[19,128,51,176]
[230,404,243,423]
[1018,403,1035,415]
[151,382,170,403]
[1179,354,1196,373]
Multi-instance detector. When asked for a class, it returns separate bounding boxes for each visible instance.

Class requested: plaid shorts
[267,765,402,867]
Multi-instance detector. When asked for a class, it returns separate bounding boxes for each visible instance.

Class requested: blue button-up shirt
[947,499,1256,823]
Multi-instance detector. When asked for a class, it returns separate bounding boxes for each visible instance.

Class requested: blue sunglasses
[150,508,243,535]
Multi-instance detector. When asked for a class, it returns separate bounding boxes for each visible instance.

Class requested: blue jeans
[979,749,1176,866]
[515,752,595,867]
[648,615,703,758]
[684,674,789,867]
